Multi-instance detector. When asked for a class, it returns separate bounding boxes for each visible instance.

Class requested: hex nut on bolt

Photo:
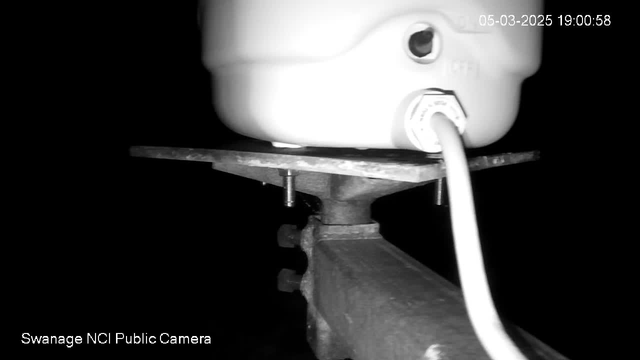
[277,268,302,293]
[277,224,301,248]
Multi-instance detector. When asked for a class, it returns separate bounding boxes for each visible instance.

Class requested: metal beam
[299,217,569,360]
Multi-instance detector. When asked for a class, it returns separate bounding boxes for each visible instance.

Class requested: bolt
[279,169,297,208]
[435,178,447,206]
[277,268,302,293]
[277,224,301,248]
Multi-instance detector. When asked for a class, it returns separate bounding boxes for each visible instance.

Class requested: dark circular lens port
[408,29,435,58]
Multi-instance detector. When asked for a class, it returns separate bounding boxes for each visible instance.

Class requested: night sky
[14,1,622,359]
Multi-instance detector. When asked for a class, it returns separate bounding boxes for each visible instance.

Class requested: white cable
[429,112,527,360]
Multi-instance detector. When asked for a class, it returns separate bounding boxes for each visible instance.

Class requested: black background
[13,1,624,359]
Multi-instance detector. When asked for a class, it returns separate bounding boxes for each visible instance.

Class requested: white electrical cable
[429,112,527,360]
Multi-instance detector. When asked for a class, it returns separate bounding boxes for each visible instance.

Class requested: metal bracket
[127,141,563,359]
[130,141,539,224]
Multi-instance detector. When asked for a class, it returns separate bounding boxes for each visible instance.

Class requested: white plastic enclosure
[201,0,543,151]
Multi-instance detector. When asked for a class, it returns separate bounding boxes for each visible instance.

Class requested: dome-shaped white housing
[201,0,543,150]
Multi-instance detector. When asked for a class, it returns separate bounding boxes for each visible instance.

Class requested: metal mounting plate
[130,140,539,183]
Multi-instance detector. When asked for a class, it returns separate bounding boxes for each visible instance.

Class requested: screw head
[277,268,302,292]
